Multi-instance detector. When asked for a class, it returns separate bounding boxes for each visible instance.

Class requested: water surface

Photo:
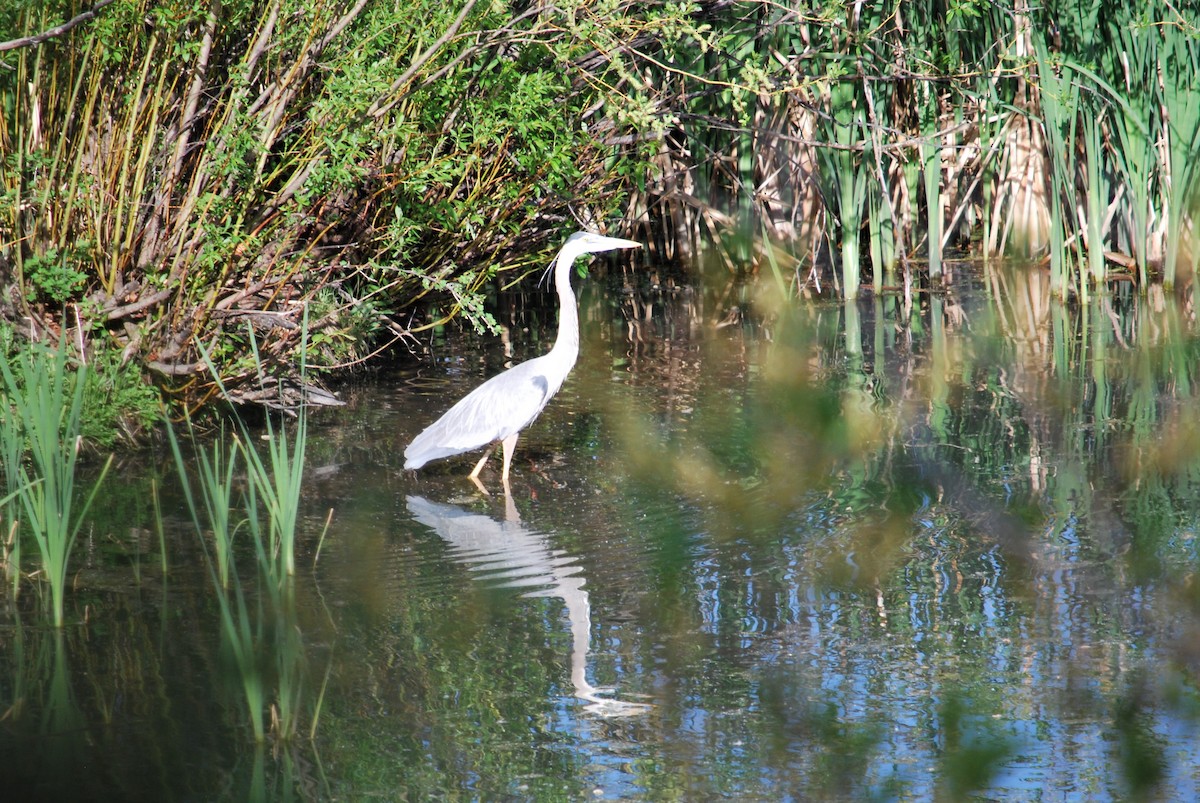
[3,264,1200,800]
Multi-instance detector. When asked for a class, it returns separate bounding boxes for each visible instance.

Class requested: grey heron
[404,231,641,483]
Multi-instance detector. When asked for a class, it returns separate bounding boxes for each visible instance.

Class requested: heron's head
[541,231,642,287]
[566,230,642,255]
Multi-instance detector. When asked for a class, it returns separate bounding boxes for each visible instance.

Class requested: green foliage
[78,339,161,448]
[0,328,154,450]
[0,0,646,412]
[304,287,384,369]
[21,246,90,305]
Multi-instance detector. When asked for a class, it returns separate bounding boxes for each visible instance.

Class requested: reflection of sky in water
[495,437,1193,799]
[388,485,1197,798]
[631,491,1199,798]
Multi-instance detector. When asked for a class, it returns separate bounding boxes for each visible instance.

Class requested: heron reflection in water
[404,231,641,488]
[406,494,650,717]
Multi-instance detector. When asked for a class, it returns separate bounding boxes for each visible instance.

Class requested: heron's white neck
[548,246,581,363]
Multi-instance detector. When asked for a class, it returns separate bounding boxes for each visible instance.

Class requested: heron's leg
[499,433,519,483]
[469,445,495,479]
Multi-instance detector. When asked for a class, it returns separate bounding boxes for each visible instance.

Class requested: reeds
[816,74,868,300]
[168,410,312,743]
[0,337,111,627]
[623,1,1200,299]
[166,326,314,742]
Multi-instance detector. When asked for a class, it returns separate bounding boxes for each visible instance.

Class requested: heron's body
[404,231,640,482]
[404,350,572,469]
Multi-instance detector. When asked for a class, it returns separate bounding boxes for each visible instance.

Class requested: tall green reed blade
[244,329,307,583]
[1033,37,1082,298]
[867,180,896,292]
[1107,23,1157,288]
[0,398,27,600]
[817,72,868,299]
[1159,30,1200,289]
[1081,98,1109,287]
[237,419,304,584]
[188,321,311,586]
[166,419,241,589]
[759,218,792,301]
[919,88,943,283]
[198,433,241,590]
[0,338,111,627]
[1058,0,1111,289]
[858,10,898,294]
[0,492,27,601]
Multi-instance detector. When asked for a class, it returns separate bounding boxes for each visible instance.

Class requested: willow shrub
[0,0,660,412]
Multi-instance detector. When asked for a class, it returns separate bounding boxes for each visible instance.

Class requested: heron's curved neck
[549,247,580,360]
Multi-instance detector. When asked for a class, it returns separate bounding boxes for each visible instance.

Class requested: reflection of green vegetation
[0,567,325,799]
[936,690,1015,798]
[315,582,592,800]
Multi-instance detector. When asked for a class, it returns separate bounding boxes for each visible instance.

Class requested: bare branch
[0,0,116,53]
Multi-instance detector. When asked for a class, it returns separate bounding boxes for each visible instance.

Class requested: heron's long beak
[591,236,641,252]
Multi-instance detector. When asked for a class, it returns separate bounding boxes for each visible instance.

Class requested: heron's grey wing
[404,357,557,469]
